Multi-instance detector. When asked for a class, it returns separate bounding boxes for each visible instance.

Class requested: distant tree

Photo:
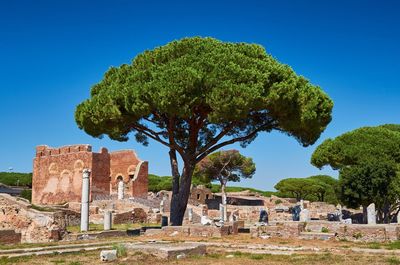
[274,178,327,201]
[308,175,339,203]
[311,125,400,223]
[195,150,256,205]
[75,37,333,225]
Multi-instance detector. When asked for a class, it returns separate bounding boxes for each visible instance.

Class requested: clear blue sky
[1,0,399,190]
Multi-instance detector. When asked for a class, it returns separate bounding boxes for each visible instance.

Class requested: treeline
[0,172,32,187]
[274,175,339,204]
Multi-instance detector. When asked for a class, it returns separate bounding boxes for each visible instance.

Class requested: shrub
[113,243,127,257]
[274,199,282,205]
[321,227,329,233]
[353,232,363,239]
[20,189,32,202]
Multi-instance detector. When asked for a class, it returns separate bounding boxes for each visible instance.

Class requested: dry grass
[2,250,399,265]
[67,222,160,233]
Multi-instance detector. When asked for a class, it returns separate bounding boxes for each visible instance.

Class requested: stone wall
[304,221,400,242]
[110,150,148,197]
[32,145,148,205]
[0,194,64,243]
[32,144,94,205]
[251,222,304,238]
[190,185,213,205]
[250,220,400,242]
[146,223,238,238]
[113,208,148,224]
[0,230,21,244]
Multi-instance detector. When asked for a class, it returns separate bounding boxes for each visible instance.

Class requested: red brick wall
[32,145,93,205]
[132,161,148,197]
[110,150,148,197]
[33,145,147,205]
[91,148,111,197]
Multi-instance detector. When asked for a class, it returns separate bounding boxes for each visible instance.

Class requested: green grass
[30,204,57,212]
[0,256,33,265]
[387,257,400,265]
[0,172,32,186]
[113,243,127,257]
[387,240,400,250]
[67,222,159,233]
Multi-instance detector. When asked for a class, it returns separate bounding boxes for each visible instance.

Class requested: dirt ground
[2,234,400,265]
[3,250,400,265]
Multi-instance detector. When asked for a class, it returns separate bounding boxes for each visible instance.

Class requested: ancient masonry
[32,144,148,205]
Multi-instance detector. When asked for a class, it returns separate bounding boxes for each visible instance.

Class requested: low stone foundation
[251,220,400,242]
[145,223,238,238]
[0,194,65,243]
[0,230,22,244]
[250,222,304,238]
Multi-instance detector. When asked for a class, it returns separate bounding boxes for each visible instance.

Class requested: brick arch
[58,170,72,193]
[127,165,136,175]
[73,160,84,172]
[48,163,58,175]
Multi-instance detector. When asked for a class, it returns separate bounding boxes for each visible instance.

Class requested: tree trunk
[169,150,194,226]
[221,183,227,205]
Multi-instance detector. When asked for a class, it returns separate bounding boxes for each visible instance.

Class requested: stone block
[100,249,117,261]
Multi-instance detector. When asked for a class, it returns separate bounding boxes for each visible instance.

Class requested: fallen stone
[124,242,206,259]
[100,249,117,262]
[176,253,186,259]
[169,231,179,237]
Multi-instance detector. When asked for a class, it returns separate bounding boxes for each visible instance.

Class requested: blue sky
[0,0,399,190]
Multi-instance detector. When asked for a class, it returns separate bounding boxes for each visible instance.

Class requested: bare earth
[2,234,400,265]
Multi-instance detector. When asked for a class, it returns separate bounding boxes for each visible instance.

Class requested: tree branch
[196,123,273,163]
[196,123,235,156]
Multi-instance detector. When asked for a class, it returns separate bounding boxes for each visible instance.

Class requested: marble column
[80,169,90,232]
[104,211,112,231]
[117,180,124,200]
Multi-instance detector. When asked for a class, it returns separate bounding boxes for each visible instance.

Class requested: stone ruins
[32,144,148,205]
[1,145,400,245]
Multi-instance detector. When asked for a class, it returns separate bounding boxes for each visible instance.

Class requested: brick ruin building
[32,144,148,205]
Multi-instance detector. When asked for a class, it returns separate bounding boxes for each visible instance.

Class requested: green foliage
[275,199,283,205]
[387,241,400,250]
[75,37,332,148]
[311,124,400,170]
[148,174,173,192]
[311,124,400,223]
[210,184,276,197]
[20,189,32,202]
[0,172,32,187]
[321,227,329,233]
[113,243,127,257]
[274,177,333,202]
[195,150,255,195]
[75,36,333,224]
[386,257,400,265]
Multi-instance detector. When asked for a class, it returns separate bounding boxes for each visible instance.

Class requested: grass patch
[30,204,57,212]
[387,240,400,250]
[113,243,127,257]
[321,227,329,233]
[68,262,82,265]
[0,256,33,265]
[67,222,158,233]
[387,257,400,265]
[366,242,382,249]
[51,258,66,264]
